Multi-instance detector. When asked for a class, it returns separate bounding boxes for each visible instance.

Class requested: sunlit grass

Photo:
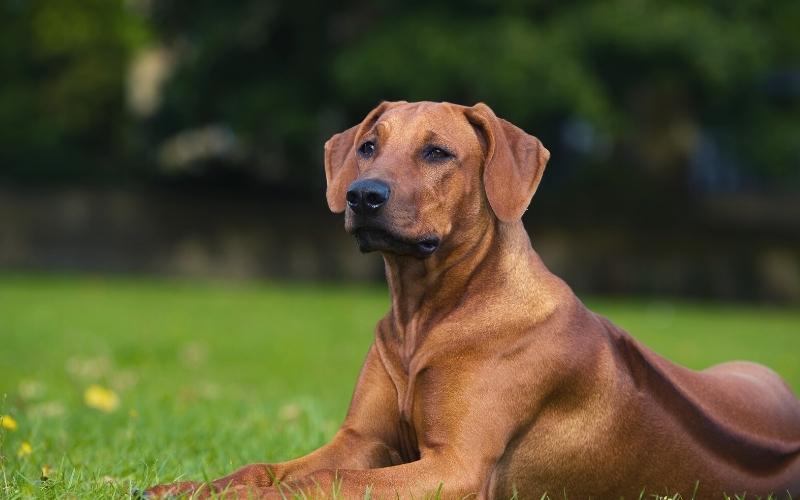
[1,273,798,498]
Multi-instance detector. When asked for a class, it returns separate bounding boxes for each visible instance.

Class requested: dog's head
[324,101,550,258]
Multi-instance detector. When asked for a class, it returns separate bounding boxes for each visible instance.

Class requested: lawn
[0,274,798,498]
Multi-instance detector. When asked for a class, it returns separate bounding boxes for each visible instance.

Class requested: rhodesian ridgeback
[147,101,800,498]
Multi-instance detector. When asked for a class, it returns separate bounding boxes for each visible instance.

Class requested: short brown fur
[147,101,800,499]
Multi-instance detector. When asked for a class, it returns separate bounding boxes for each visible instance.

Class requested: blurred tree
[0,0,151,181]
[1,0,798,198]
[330,1,800,193]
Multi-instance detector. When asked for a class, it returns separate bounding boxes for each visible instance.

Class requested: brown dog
[147,101,800,499]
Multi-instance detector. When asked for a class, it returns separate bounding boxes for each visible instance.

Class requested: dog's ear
[323,101,399,213]
[323,123,360,213]
[465,102,550,222]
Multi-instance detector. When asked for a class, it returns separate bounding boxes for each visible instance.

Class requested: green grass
[0,273,798,498]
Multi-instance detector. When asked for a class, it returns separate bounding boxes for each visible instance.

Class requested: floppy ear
[323,101,399,213]
[323,124,360,213]
[465,102,550,222]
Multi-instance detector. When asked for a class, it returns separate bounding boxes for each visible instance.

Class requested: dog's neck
[381,218,551,350]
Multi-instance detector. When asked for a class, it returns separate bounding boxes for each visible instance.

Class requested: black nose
[346,179,390,215]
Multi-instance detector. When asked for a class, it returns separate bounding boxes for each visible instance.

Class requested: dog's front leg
[164,452,483,499]
[144,431,400,498]
[246,450,483,499]
[145,345,403,498]
[206,426,403,491]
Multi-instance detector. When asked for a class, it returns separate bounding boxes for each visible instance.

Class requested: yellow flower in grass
[18,441,32,457]
[41,464,54,480]
[1,414,18,431]
[84,384,120,412]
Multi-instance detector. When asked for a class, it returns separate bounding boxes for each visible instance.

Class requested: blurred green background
[0,0,798,300]
[0,1,799,497]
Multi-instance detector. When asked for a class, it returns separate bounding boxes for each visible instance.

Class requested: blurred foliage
[1,0,798,192]
[0,0,150,180]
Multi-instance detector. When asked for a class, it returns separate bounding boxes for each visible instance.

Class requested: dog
[147,101,800,498]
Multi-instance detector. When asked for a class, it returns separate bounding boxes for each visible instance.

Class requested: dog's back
[599,312,800,495]
[487,294,800,497]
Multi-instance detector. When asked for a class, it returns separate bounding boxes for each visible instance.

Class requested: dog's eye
[423,146,452,162]
[358,141,376,158]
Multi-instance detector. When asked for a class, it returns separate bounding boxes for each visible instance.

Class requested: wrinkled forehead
[368,102,481,152]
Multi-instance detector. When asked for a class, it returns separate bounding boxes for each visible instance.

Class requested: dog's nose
[346,179,390,215]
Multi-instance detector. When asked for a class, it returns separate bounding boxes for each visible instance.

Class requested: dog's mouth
[353,227,440,258]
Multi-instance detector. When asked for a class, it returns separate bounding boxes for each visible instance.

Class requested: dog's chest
[376,335,426,461]
[394,360,423,461]
[376,314,449,461]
